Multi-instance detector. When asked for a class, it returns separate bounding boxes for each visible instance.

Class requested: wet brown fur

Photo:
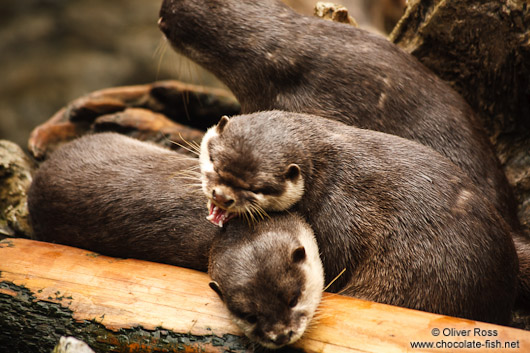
[202,111,519,325]
[28,133,215,270]
[209,213,323,348]
[159,0,530,313]
[158,0,519,232]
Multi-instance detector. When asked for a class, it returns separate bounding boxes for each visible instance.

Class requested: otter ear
[285,164,301,181]
[209,281,224,300]
[292,246,306,263]
[216,116,230,134]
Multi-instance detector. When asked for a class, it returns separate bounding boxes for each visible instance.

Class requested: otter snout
[158,0,175,36]
[265,330,294,348]
[158,16,169,36]
[212,189,235,208]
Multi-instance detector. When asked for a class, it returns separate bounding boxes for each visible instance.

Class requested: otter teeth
[207,203,233,227]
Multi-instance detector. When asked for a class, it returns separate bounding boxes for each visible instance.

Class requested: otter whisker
[246,201,269,223]
[244,204,258,226]
[247,203,259,221]
[248,204,264,224]
[252,203,270,221]
[168,140,200,156]
[164,133,201,156]
[248,207,258,226]
[170,174,202,183]
[177,184,204,192]
[323,268,346,292]
[240,210,247,223]
[306,311,332,332]
[172,175,201,181]
[154,37,169,80]
[183,183,204,189]
[172,168,202,176]
[304,318,321,334]
[188,139,201,151]
[172,173,201,180]
[242,210,252,226]
[177,132,202,154]
[174,172,202,180]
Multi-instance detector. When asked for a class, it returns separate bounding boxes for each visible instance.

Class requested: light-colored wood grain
[1,238,528,352]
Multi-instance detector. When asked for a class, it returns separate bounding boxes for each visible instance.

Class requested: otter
[199,111,518,325]
[158,0,519,231]
[210,213,323,349]
[28,133,214,270]
[27,132,324,349]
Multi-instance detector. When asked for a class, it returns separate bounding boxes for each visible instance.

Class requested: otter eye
[252,186,278,195]
[246,314,258,324]
[235,310,258,324]
[288,293,300,308]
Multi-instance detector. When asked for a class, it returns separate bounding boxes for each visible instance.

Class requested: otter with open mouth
[200,111,518,325]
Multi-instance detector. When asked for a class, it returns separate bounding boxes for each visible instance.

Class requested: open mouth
[206,201,237,227]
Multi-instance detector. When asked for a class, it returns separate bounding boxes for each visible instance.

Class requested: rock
[314,2,359,26]
[0,140,34,238]
[52,337,95,353]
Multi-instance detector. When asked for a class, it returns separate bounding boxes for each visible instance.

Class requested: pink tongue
[207,203,236,227]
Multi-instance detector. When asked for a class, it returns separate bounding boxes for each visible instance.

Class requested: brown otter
[28,133,214,271]
[157,0,519,232]
[210,213,323,349]
[27,132,324,349]
[199,111,519,325]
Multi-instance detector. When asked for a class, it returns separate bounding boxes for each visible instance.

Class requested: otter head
[158,0,296,76]
[200,115,305,227]
[209,216,323,349]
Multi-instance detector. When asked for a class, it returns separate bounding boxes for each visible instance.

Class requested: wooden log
[1,238,529,352]
[27,80,240,160]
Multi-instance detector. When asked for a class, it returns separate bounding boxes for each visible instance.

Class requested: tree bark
[1,238,529,353]
[390,0,530,230]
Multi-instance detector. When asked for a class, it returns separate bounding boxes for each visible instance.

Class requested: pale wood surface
[1,238,528,352]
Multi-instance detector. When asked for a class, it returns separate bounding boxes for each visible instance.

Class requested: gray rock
[52,337,95,353]
[0,140,34,238]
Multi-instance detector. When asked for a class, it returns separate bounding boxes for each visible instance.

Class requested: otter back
[28,133,216,271]
[200,111,519,325]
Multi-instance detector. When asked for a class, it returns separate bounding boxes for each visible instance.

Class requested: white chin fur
[289,315,308,345]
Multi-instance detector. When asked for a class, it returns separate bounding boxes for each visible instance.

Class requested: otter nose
[158,17,169,34]
[212,189,234,208]
[271,331,293,346]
